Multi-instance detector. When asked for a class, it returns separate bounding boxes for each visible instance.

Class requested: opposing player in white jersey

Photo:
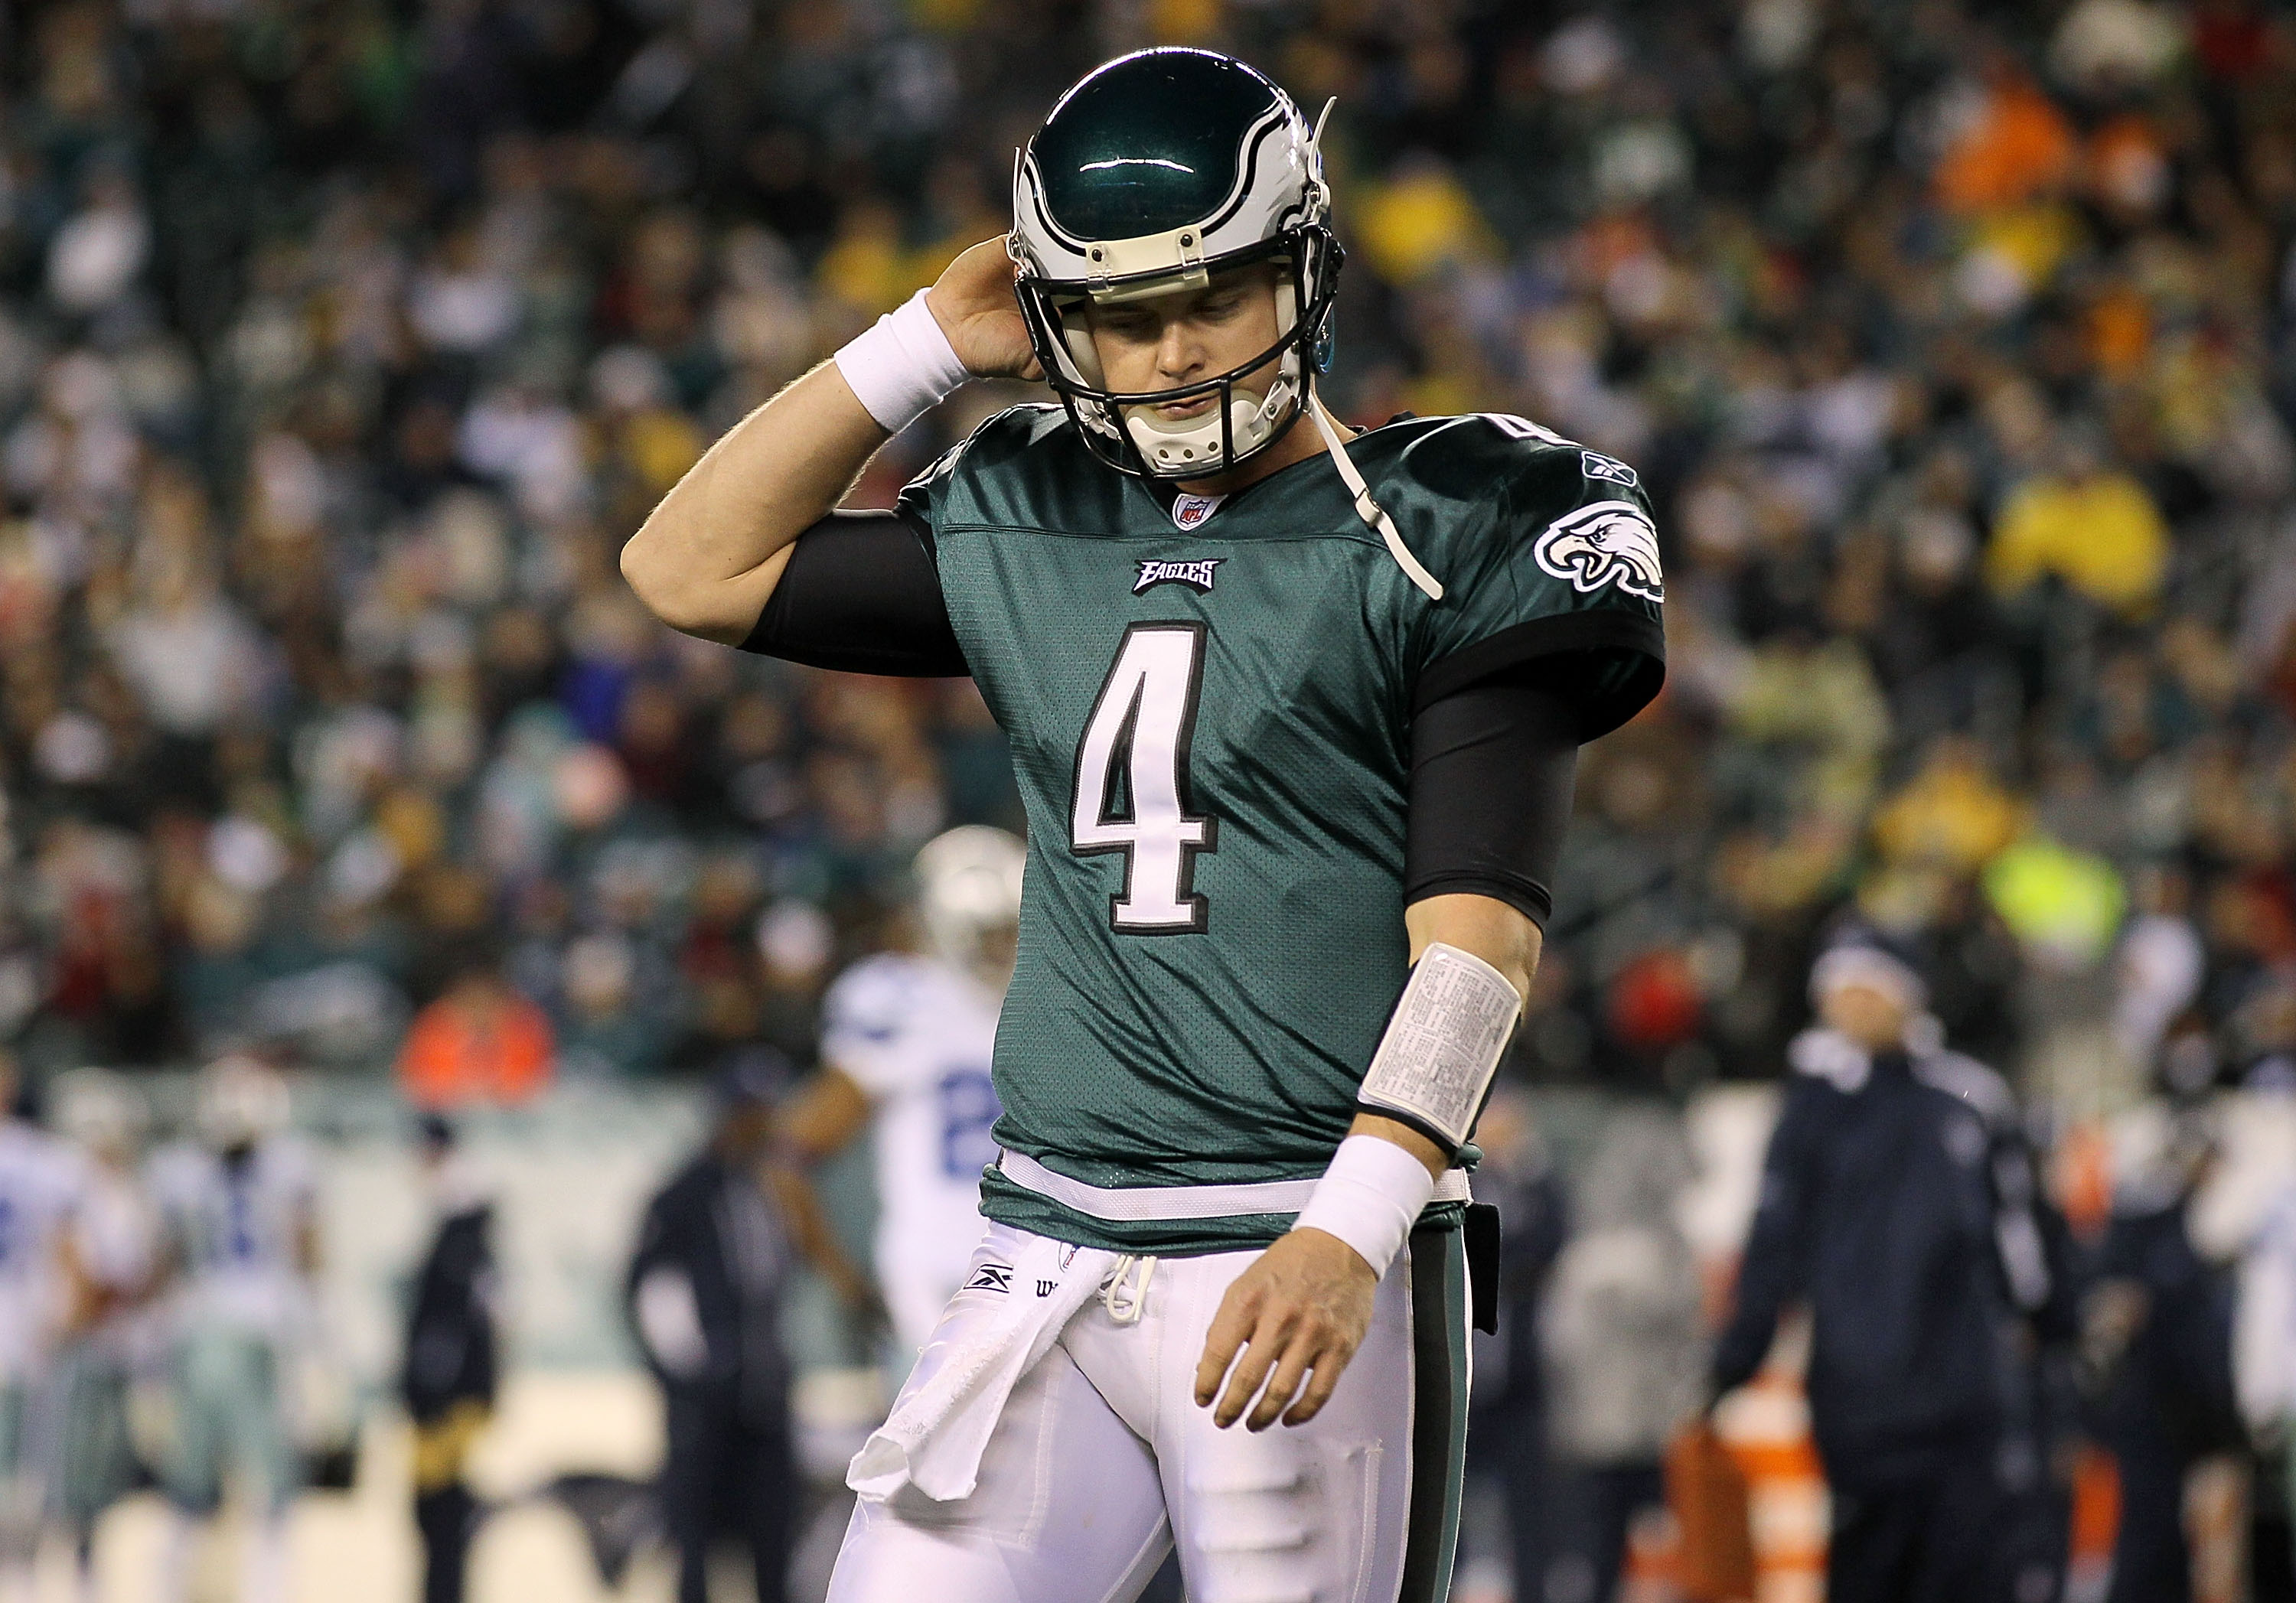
[782,828,1020,1356]
[145,1057,319,1603]
[0,1052,86,1602]
[51,1068,158,1601]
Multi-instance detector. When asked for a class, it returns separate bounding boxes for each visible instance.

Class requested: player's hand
[925,237,1043,382]
[1193,1228,1377,1432]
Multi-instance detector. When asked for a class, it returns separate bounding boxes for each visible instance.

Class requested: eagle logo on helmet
[1533,500,1665,603]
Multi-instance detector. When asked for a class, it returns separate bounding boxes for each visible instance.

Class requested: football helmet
[915,826,1025,979]
[53,1067,150,1158]
[1010,48,1339,481]
[196,1054,291,1150]
[1010,49,1445,598]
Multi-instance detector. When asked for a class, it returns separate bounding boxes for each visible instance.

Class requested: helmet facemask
[1015,229,1340,480]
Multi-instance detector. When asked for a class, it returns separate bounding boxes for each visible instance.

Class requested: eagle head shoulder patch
[1533,501,1664,603]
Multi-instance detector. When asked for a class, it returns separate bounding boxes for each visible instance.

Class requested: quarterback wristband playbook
[833,288,972,433]
[1292,943,1524,1276]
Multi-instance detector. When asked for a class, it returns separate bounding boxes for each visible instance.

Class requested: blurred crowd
[2,0,2296,1113]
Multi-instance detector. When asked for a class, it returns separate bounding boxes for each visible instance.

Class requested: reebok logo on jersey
[1534,501,1665,603]
[1169,492,1225,529]
[966,1263,1013,1293]
[1580,451,1639,489]
[1134,558,1223,595]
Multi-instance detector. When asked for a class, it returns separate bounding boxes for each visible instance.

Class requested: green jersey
[899,406,1665,1254]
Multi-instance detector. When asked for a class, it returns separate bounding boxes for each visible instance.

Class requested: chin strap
[1306,387,1443,601]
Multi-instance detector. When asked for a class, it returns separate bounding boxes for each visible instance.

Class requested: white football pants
[828,1220,1471,1603]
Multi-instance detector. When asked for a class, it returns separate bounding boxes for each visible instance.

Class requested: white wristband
[833,288,973,434]
[1290,1134,1436,1279]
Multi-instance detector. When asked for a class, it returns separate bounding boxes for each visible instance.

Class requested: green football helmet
[1010,48,1342,481]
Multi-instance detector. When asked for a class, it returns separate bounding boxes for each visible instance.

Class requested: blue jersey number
[934,1068,1000,1180]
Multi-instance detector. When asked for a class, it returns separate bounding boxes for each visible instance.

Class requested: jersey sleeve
[819,957,925,1099]
[892,403,1071,537]
[893,439,966,538]
[1407,419,1667,741]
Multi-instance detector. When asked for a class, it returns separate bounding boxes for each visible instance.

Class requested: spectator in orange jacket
[398,950,555,1109]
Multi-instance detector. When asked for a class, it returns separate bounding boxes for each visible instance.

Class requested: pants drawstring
[1100,1255,1156,1325]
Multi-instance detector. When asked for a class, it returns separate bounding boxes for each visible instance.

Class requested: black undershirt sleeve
[1403,670,1583,928]
[737,510,969,677]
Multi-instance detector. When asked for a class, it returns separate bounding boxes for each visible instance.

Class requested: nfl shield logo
[1171,493,1224,529]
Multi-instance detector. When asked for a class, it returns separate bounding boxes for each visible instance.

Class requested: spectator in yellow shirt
[1987,431,2169,614]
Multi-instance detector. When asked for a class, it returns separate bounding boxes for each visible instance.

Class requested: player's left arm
[1338,892,1544,1190]
[1196,676,1587,1430]
[1195,896,1538,1432]
[1198,428,1665,1432]
[289,1156,322,1280]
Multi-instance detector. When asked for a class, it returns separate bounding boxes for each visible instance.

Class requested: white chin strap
[1306,381,1443,601]
[1121,361,1298,475]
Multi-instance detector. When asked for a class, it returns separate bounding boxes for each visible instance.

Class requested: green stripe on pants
[1398,1219,1469,1603]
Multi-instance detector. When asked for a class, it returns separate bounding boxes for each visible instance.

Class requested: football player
[0,1051,87,1603]
[51,1068,159,1601]
[780,827,1021,1360]
[622,47,1664,1603]
[146,1057,319,1603]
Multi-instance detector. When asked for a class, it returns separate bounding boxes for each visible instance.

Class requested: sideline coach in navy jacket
[1711,936,2076,1603]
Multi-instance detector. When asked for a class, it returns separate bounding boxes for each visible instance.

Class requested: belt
[996,1148,1472,1223]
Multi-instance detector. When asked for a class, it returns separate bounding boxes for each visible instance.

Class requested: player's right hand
[925,237,1044,382]
[1194,1227,1378,1432]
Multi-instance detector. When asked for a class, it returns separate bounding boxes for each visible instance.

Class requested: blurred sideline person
[0,1051,89,1603]
[1711,937,2073,1603]
[2082,1101,2239,1603]
[147,1057,319,1603]
[1544,1104,1705,1603]
[780,827,1020,1360]
[51,1068,158,1602]
[1459,1086,1568,1603]
[627,1057,873,1603]
[402,1116,500,1603]
[2242,1155,2296,1597]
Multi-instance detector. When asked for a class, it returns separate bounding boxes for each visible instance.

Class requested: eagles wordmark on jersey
[902,403,1664,1256]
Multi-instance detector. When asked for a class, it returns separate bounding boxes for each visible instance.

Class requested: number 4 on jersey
[1071,623,1218,933]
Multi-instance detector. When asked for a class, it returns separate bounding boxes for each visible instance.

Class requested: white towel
[847,1233,1116,1503]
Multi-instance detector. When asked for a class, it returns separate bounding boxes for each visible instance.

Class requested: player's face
[1083,263,1284,418]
